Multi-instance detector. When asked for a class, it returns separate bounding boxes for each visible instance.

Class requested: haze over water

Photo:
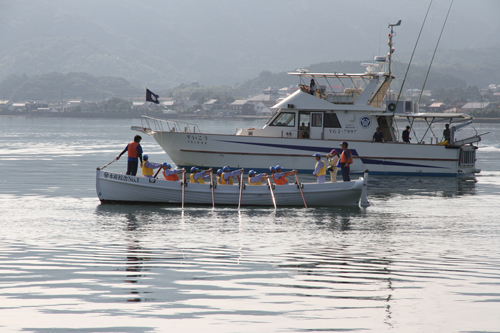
[1,116,499,332]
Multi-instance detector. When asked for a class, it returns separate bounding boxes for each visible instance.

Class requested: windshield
[270,112,296,127]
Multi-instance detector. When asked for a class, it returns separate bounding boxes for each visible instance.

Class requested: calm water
[1,116,500,332]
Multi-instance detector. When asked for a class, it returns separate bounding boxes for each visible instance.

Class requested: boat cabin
[236,67,399,142]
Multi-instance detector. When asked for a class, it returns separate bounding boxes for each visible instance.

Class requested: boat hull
[148,131,476,177]
[96,169,368,207]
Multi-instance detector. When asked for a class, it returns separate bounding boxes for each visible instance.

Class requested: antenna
[387,20,402,76]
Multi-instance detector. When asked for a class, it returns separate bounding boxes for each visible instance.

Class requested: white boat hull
[95,169,369,207]
[147,131,476,177]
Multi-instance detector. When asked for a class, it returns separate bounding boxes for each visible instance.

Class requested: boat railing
[140,116,201,133]
[325,92,360,104]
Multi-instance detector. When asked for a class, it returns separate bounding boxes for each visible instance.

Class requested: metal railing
[140,116,201,133]
[459,150,475,166]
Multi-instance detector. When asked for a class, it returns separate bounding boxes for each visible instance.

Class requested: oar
[154,166,162,179]
[181,170,186,209]
[99,157,117,170]
[209,169,215,209]
[295,171,308,208]
[238,169,244,209]
[266,178,277,209]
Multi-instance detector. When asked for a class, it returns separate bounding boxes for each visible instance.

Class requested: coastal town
[1,83,499,119]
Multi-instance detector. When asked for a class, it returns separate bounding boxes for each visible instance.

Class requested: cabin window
[324,112,342,128]
[270,112,295,127]
[311,113,322,127]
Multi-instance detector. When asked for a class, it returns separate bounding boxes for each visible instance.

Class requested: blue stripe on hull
[216,139,357,155]
[360,158,447,169]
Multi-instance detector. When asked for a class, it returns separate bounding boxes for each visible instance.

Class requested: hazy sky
[0,0,498,87]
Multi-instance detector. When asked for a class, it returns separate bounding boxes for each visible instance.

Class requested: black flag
[146,88,159,104]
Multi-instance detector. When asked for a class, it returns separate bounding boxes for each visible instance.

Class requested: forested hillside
[0,0,499,90]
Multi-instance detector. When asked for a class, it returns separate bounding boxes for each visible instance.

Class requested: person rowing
[162,163,184,181]
[220,166,244,185]
[272,165,296,185]
[141,154,162,178]
[189,166,212,184]
[247,170,268,185]
[216,169,223,185]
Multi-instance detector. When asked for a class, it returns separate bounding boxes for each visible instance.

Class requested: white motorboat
[95,169,370,208]
[132,23,487,177]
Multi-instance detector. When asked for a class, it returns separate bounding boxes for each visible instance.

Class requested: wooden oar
[295,171,308,208]
[266,178,277,209]
[209,169,215,209]
[238,169,244,209]
[181,170,186,209]
[99,158,117,170]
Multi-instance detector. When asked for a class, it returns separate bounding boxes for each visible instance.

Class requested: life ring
[387,103,396,112]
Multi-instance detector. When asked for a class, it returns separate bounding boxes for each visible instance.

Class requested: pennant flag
[146,88,160,104]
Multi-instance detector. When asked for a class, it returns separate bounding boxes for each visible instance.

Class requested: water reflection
[368,176,477,199]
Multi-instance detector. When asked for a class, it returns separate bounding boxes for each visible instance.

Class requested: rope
[390,0,433,126]
[418,0,454,104]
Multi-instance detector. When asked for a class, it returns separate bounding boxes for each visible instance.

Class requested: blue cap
[275,165,282,170]
[190,166,198,172]
[313,152,321,158]
[143,154,149,160]
[269,166,276,171]
[162,162,171,168]
[248,170,256,175]
[217,169,222,174]
[223,166,230,171]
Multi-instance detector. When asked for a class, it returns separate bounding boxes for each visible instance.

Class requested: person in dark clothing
[339,141,353,182]
[402,125,411,143]
[309,79,316,95]
[372,127,385,143]
[443,124,451,142]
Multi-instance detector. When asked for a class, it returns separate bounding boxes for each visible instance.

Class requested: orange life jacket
[340,149,354,164]
[163,169,180,181]
[272,173,288,185]
[127,142,139,158]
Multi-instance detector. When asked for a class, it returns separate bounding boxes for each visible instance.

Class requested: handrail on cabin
[140,115,201,133]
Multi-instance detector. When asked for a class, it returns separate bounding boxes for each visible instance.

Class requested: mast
[387,20,401,77]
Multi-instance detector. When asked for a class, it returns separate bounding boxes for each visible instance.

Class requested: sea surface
[1,115,499,333]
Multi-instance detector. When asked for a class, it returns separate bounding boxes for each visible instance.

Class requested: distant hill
[0,0,499,89]
[0,72,140,102]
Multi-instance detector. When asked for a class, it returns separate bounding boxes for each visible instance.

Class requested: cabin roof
[288,72,388,79]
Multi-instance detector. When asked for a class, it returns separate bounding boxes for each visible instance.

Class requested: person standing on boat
[443,124,451,144]
[189,166,212,184]
[220,166,244,185]
[141,154,162,178]
[162,163,183,181]
[309,79,316,96]
[402,126,411,143]
[117,135,143,176]
[272,165,296,185]
[248,170,268,185]
[372,127,385,143]
[312,153,327,184]
[340,142,353,182]
[326,149,340,182]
